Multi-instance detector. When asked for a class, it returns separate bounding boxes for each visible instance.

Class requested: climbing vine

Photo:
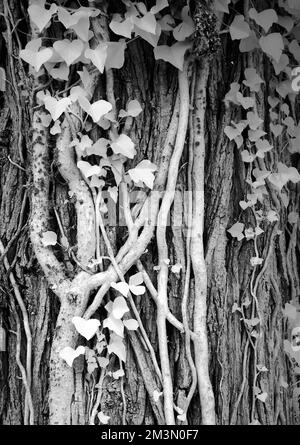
[1,0,300,426]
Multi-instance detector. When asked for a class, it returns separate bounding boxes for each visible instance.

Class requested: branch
[29,110,71,301]
[190,60,215,425]
[57,117,96,266]
[155,60,190,425]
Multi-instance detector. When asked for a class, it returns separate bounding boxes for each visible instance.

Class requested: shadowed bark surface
[0,0,299,425]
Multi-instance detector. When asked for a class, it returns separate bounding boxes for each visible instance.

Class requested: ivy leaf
[246,111,263,130]
[243,68,264,92]
[236,92,255,109]
[129,272,143,287]
[173,6,194,42]
[154,41,192,71]
[159,14,175,31]
[59,346,85,367]
[259,33,284,63]
[119,99,143,118]
[272,54,289,75]
[214,0,231,14]
[239,32,259,53]
[44,96,71,121]
[48,63,70,81]
[78,96,112,123]
[28,3,57,32]
[106,41,127,70]
[111,134,136,158]
[50,120,61,135]
[224,82,241,105]
[255,139,273,158]
[229,15,251,40]
[248,129,266,142]
[42,231,57,246]
[241,150,255,163]
[103,315,124,337]
[227,222,244,240]
[77,160,102,178]
[85,43,108,73]
[123,319,139,330]
[107,333,126,362]
[270,123,283,138]
[111,281,130,298]
[110,17,134,38]
[248,8,278,33]
[269,162,300,190]
[150,0,169,14]
[20,41,53,72]
[53,39,84,66]
[278,15,294,32]
[256,392,268,403]
[86,138,109,157]
[98,411,110,425]
[112,296,130,319]
[57,7,94,41]
[133,12,157,35]
[72,316,100,340]
[127,160,157,189]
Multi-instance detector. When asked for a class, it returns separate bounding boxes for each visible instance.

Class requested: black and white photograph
[0,0,300,430]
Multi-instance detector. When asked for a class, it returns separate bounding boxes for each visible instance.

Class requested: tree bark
[0,0,299,425]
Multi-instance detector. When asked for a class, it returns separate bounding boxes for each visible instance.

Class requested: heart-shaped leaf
[249,8,278,33]
[44,96,71,121]
[59,345,85,367]
[111,281,130,297]
[106,41,127,70]
[123,319,139,330]
[72,316,100,340]
[127,160,157,189]
[256,392,268,403]
[112,296,129,319]
[78,96,112,123]
[53,39,84,66]
[227,222,244,240]
[20,46,53,72]
[103,315,124,337]
[119,99,143,118]
[154,41,192,71]
[111,134,136,159]
[259,33,284,63]
[28,3,57,32]
[110,17,134,39]
[85,43,108,73]
[107,334,126,362]
[229,15,251,40]
[151,0,169,14]
[77,160,102,178]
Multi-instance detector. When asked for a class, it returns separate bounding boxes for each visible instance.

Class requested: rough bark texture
[0,0,299,425]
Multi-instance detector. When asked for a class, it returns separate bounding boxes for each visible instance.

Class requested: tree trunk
[0,0,299,425]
